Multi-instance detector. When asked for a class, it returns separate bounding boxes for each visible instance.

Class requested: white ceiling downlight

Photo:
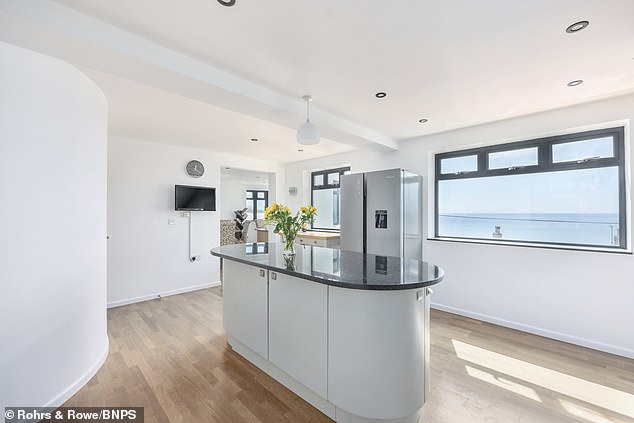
[418,118,428,124]
[566,21,589,33]
[250,138,259,142]
[297,95,320,145]
[375,92,387,98]
[567,80,584,87]
[217,0,236,7]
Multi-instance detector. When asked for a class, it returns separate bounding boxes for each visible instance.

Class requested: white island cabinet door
[222,260,269,359]
[328,286,428,420]
[269,271,328,398]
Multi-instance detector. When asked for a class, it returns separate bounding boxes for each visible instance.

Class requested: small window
[552,137,614,163]
[488,147,538,170]
[440,155,478,174]
[327,172,340,185]
[246,190,268,220]
[311,167,350,231]
[434,127,626,251]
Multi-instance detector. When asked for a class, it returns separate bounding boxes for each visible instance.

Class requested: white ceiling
[81,68,353,161]
[2,0,634,162]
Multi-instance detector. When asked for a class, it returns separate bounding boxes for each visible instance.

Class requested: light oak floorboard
[65,288,634,423]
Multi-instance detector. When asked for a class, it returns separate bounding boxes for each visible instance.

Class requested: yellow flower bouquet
[264,203,317,256]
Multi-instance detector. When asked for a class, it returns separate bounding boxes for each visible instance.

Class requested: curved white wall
[0,42,108,408]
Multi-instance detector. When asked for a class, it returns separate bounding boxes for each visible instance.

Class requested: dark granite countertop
[210,243,443,291]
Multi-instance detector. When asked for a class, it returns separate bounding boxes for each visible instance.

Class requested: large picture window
[311,167,350,231]
[434,127,627,250]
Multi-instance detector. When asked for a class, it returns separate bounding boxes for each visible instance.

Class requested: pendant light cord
[303,95,312,122]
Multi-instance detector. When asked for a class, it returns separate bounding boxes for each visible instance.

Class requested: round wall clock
[186,160,204,178]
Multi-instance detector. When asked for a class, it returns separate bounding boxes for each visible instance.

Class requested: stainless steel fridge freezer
[340,168,422,260]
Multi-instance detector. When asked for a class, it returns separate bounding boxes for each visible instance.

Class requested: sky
[438,167,620,215]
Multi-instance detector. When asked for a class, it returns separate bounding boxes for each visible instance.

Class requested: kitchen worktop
[296,231,340,239]
[210,242,443,290]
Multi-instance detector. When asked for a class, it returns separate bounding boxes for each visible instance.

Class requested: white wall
[107,136,283,307]
[285,93,634,358]
[0,43,108,408]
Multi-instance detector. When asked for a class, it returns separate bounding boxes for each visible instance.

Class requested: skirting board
[44,334,109,407]
[431,302,634,359]
[107,281,221,309]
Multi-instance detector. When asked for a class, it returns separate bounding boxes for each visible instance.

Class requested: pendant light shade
[297,95,320,145]
[297,120,320,145]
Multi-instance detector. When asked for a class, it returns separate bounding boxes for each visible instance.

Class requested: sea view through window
[434,127,626,250]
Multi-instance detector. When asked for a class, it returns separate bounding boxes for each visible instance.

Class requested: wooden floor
[65,288,634,422]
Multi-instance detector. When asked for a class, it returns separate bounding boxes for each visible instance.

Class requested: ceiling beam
[0,0,398,152]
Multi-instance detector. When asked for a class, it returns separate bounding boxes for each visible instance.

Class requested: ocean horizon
[438,212,620,246]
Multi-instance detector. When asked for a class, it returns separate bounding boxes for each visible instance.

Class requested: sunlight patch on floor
[464,365,542,402]
[559,399,616,423]
[452,339,634,418]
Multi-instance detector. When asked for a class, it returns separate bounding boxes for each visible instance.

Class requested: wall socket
[190,255,201,262]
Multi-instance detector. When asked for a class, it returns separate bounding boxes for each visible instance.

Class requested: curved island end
[210,243,444,423]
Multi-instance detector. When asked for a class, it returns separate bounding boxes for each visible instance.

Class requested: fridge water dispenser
[375,210,388,229]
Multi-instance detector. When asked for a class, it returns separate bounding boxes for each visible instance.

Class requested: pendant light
[297,95,320,145]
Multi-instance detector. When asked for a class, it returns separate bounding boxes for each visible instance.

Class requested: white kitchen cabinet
[212,243,443,423]
[222,260,269,359]
[328,286,430,420]
[268,270,328,398]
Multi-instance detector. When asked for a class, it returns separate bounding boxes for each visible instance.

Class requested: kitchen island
[210,243,443,423]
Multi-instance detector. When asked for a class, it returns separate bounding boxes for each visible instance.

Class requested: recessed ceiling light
[566,21,589,33]
[217,0,236,6]
[297,149,304,152]
[256,176,260,179]
[250,138,259,142]
[375,92,387,99]
[567,80,583,87]
[225,167,230,170]
[418,118,429,124]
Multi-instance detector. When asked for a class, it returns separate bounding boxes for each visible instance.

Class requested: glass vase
[283,232,296,257]
[283,255,296,271]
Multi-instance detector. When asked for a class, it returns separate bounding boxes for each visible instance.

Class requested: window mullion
[540,140,549,169]
[478,150,488,176]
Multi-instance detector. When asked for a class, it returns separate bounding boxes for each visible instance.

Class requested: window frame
[310,166,351,231]
[434,126,627,251]
[246,189,268,220]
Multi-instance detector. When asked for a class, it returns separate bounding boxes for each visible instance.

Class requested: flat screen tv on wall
[175,185,216,211]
